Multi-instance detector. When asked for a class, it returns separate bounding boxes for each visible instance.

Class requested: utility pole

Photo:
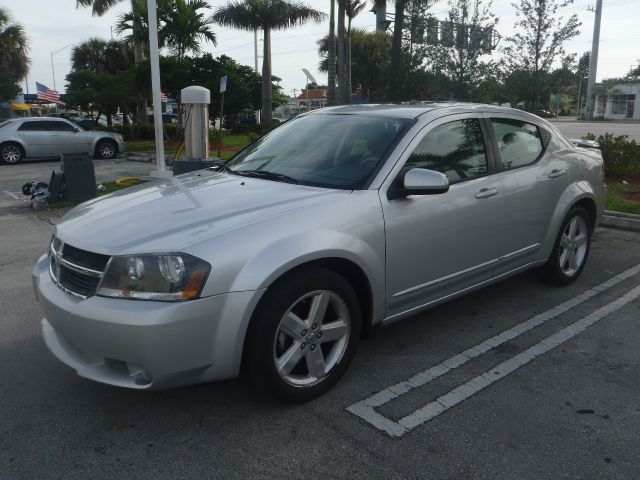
[585,0,602,120]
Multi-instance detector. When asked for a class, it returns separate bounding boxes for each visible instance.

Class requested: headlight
[97,253,210,301]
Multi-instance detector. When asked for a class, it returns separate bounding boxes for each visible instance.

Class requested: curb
[600,210,640,232]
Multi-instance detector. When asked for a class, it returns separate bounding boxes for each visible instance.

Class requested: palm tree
[214,0,325,123]
[162,0,216,59]
[344,0,366,104]
[0,7,30,81]
[72,38,134,73]
[388,0,408,101]
[327,0,336,105]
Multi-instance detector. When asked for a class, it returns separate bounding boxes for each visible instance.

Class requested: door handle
[475,187,499,199]
[548,169,566,179]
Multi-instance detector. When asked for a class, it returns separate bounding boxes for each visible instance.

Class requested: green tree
[430,0,496,100]
[344,0,366,103]
[0,7,30,100]
[162,0,217,59]
[213,0,325,123]
[501,0,581,111]
[319,29,392,101]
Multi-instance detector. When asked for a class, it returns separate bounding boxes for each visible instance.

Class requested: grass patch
[606,183,640,215]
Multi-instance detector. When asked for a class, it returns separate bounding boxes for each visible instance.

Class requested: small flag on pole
[36,82,62,104]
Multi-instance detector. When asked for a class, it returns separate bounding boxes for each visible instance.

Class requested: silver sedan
[0,117,125,164]
[32,104,606,402]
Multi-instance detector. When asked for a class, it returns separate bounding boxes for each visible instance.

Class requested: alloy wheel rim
[2,145,20,163]
[99,143,114,158]
[559,216,589,276]
[273,290,350,387]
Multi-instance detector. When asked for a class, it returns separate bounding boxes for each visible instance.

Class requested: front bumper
[32,254,264,390]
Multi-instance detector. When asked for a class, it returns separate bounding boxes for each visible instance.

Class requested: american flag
[36,82,62,104]
[160,92,168,102]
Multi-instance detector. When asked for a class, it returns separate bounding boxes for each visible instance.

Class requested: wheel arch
[1,140,26,159]
[540,181,599,260]
[239,256,375,374]
[94,137,119,157]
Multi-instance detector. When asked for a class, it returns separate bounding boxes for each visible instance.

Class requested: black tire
[95,139,117,159]
[244,267,362,403]
[539,206,592,285]
[1,142,24,164]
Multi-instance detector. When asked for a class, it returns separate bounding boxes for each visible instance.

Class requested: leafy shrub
[103,123,179,141]
[583,133,640,177]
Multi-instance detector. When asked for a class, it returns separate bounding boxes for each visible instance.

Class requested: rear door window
[490,118,543,170]
[18,121,48,132]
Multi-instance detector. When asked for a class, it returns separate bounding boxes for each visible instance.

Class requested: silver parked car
[32,104,606,402]
[0,117,125,164]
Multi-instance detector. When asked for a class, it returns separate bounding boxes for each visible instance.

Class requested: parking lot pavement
[550,119,640,142]
[0,157,155,202]
[1,189,640,478]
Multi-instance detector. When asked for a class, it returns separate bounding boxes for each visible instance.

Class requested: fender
[1,138,28,158]
[229,229,386,324]
[538,180,597,260]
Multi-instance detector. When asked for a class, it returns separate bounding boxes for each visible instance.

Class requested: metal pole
[50,52,56,91]
[306,77,310,111]
[577,78,583,120]
[218,92,225,158]
[147,0,168,176]
[585,0,603,120]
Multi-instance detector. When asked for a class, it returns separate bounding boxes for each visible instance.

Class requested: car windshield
[226,114,411,189]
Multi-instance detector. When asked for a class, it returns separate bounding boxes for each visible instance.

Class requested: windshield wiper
[233,169,299,184]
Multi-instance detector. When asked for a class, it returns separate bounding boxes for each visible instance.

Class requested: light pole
[50,44,73,92]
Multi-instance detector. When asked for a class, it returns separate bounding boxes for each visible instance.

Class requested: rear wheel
[96,139,117,159]
[244,267,361,402]
[539,207,592,285]
[1,143,23,164]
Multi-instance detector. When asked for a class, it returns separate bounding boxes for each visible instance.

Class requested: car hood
[55,170,351,255]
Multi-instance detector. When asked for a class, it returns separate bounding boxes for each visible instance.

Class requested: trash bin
[61,153,97,202]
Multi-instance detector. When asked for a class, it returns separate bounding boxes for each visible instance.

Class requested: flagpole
[147,0,171,178]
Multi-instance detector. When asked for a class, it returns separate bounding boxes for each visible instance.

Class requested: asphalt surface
[550,118,640,142]
[2,156,640,479]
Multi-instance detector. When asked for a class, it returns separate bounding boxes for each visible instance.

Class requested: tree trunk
[327,0,337,106]
[345,19,352,104]
[337,0,346,104]
[375,0,387,31]
[261,26,273,124]
[389,0,406,102]
[134,39,148,124]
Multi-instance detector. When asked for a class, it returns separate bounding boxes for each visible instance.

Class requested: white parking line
[347,264,640,437]
[2,190,21,200]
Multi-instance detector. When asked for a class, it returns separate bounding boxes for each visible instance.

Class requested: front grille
[50,238,110,298]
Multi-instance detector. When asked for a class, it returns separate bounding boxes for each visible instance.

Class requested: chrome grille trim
[49,238,110,298]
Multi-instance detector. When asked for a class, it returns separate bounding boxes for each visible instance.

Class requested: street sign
[220,75,227,93]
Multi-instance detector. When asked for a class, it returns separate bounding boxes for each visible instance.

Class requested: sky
[5,0,640,98]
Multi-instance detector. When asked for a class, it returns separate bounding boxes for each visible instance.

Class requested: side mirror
[73,127,80,133]
[389,168,450,199]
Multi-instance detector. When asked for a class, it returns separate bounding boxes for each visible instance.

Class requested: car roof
[310,102,539,120]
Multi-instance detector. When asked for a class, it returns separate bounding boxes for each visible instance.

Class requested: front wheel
[96,139,117,159]
[244,267,361,402]
[1,143,23,164]
[539,207,592,285]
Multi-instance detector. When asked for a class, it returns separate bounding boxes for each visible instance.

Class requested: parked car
[0,117,125,164]
[32,104,606,402]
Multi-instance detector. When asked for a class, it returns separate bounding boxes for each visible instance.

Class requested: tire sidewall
[245,267,362,402]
